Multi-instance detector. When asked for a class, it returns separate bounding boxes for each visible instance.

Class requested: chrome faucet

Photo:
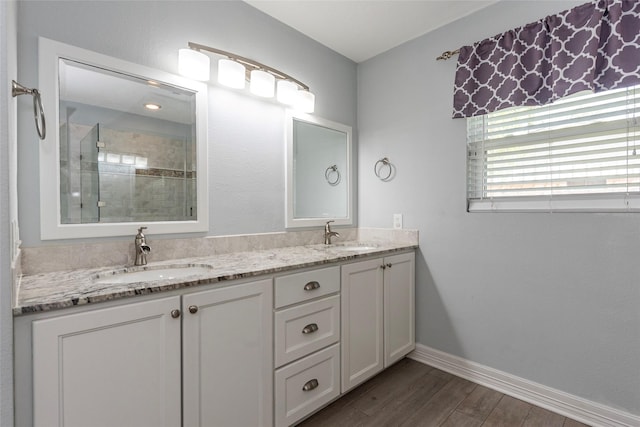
[134,227,151,266]
[324,220,340,245]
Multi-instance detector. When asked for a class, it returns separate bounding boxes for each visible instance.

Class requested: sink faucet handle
[134,227,150,266]
[324,220,339,245]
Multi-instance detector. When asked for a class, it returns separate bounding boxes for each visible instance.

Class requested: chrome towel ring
[325,165,341,185]
[12,80,46,140]
[374,157,393,181]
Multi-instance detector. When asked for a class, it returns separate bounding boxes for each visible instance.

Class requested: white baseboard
[408,344,640,427]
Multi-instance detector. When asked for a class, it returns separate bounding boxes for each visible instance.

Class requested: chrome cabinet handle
[302,323,319,334]
[170,309,181,318]
[386,263,392,268]
[381,265,386,270]
[302,378,319,392]
[304,281,320,291]
[188,305,198,314]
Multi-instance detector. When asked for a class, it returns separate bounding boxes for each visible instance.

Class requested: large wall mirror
[39,38,208,239]
[286,112,352,228]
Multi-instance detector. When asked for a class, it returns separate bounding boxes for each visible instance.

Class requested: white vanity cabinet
[341,251,415,392]
[273,266,342,427]
[31,296,182,427]
[24,278,273,427]
[17,247,416,427]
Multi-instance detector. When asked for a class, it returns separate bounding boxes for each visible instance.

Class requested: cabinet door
[341,258,384,392]
[32,296,182,427]
[182,279,273,427]
[384,252,415,367]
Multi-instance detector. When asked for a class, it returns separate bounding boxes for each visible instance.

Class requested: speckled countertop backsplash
[15,228,418,316]
[21,228,359,276]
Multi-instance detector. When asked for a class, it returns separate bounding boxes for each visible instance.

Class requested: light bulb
[218,59,246,89]
[277,80,298,105]
[295,90,315,113]
[250,70,275,98]
[178,49,210,81]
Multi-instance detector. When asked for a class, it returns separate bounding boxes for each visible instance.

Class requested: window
[467,85,640,212]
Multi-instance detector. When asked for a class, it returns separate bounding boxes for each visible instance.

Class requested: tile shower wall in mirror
[58,58,197,224]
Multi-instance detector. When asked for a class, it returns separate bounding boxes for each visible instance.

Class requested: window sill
[468,194,640,213]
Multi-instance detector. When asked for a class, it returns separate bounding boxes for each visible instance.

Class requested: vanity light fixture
[178,41,315,113]
[143,103,161,111]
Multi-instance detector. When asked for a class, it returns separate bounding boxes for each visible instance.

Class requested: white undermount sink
[331,244,378,252]
[94,265,213,284]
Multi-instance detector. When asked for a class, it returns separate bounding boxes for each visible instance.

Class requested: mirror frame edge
[38,37,209,240]
[285,111,353,229]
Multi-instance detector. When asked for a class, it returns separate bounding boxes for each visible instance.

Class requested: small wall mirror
[39,38,208,239]
[286,112,352,228]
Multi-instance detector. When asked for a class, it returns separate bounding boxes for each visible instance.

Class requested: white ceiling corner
[244,0,498,63]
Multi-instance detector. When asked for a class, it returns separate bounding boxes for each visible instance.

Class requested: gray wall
[17,0,357,246]
[0,0,16,424]
[358,0,639,416]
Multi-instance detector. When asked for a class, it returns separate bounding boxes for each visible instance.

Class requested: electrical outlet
[393,213,403,229]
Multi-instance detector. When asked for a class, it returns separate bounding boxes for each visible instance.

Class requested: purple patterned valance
[452,0,640,119]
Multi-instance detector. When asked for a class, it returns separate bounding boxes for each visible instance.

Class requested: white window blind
[467,85,640,212]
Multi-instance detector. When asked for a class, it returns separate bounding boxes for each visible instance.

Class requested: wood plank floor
[297,358,591,427]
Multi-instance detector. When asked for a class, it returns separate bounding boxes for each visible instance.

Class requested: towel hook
[374,157,393,181]
[12,80,46,140]
[325,165,341,186]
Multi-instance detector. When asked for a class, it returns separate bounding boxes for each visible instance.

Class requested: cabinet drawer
[275,295,340,367]
[275,266,340,308]
[274,344,340,427]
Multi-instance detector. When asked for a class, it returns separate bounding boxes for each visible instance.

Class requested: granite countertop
[15,241,417,316]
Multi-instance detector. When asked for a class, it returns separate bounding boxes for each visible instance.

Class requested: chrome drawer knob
[302,323,319,334]
[188,305,198,314]
[302,378,319,392]
[170,309,181,318]
[304,281,320,291]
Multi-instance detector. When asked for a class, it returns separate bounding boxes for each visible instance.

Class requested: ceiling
[60,59,195,124]
[244,0,498,63]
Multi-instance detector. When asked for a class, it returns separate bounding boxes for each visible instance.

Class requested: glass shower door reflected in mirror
[79,123,99,223]
[59,119,100,224]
